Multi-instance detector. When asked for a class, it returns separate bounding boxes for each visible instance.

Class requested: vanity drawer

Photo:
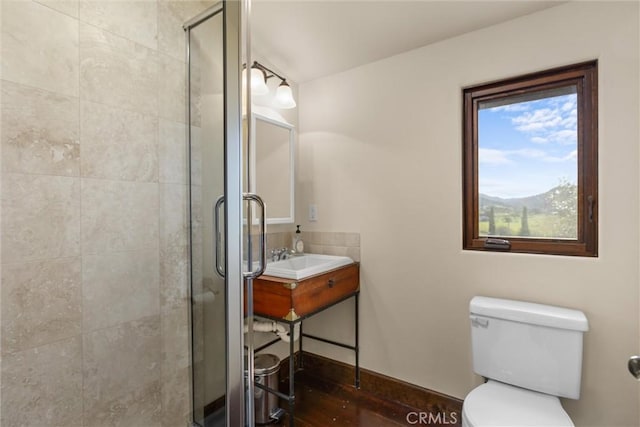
[251,263,359,320]
[291,263,359,317]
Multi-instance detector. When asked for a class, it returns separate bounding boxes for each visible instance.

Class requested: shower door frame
[184,1,245,425]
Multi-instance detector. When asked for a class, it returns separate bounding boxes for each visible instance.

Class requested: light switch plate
[309,204,318,222]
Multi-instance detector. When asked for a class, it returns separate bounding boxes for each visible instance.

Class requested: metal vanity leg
[299,321,304,369]
[289,322,295,427]
[355,293,360,389]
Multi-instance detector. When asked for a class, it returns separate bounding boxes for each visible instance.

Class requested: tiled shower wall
[0,1,211,425]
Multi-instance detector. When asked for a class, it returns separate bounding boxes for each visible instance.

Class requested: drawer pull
[327,278,335,288]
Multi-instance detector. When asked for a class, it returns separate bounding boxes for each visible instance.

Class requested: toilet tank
[470,296,589,399]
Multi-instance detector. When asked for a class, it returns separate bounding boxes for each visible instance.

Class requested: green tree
[520,206,530,236]
[488,206,496,235]
[547,179,577,238]
[503,215,513,234]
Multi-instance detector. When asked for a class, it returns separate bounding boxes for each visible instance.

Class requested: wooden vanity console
[248,261,361,427]
[252,262,360,321]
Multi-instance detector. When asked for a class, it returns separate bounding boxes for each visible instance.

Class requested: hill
[479,184,574,214]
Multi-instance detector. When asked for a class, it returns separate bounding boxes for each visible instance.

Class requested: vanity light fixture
[244,61,297,109]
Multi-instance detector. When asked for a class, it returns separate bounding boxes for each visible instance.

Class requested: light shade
[273,81,296,109]
[247,67,269,96]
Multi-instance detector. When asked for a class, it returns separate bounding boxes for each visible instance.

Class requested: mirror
[250,112,295,224]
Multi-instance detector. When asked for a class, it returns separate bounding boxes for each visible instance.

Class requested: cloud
[514,148,574,163]
[513,148,547,159]
[512,108,563,132]
[479,177,553,199]
[490,103,530,112]
[531,136,548,144]
[533,150,576,163]
[480,147,576,165]
[507,94,578,146]
[548,129,577,145]
[479,148,512,165]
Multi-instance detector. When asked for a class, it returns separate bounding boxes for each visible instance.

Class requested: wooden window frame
[463,61,598,257]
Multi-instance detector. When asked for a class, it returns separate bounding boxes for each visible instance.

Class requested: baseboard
[280,351,463,415]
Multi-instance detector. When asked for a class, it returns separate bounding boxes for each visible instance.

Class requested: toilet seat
[462,380,574,427]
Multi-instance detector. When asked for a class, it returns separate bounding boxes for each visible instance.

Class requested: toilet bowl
[462,380,573,427]
[463,297,588,427]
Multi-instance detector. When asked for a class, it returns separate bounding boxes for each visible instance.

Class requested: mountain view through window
[478,87,578,239]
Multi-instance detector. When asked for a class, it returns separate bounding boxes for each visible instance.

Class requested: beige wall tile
[2,257,82,354]
[191,359,206,421]
[190,125,203,186]
[80,23,158,116]
[322,245,348,257]
[321,231,346,247]
[1,173,80,264]
[1,1,79,97]
[83,249,160,332]
[189,70,202,127]
[159,53,187,123]
[306,243,323,254]
[158,1,186,61]
[81,178,159,254]
[160,183,188,248]
[190,184,203,246]
[158,1,213,60]
[161,304,190,371]
[266,232,285,254]
[159,119,188,184]
[35,0,79,18]
[81,101,158,182]
[301,231,318,244]
[191,242,203,301]
[83,317,162,426]
[79,0,157,50]
[1,336,83,427]
[161,366,190,427]
[1,81,80,176]
[345,232,360,247]
[346,246,360,262]
[159,183,189,310]
[160,305,191,424]
[161,245,189,309]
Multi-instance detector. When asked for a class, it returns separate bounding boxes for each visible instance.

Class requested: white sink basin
[263,254,354,280]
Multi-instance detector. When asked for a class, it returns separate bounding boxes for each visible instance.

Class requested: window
[463,61,598,256]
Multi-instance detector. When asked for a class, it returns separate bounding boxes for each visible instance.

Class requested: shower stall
[185,2,263,426]
[0,0,260,425]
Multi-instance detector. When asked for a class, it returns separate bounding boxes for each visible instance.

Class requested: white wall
[297,2,640,426]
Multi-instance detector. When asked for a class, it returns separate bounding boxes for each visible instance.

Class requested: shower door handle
[214,195,225,278]
[243,193,266,279]
[214,193,266,279]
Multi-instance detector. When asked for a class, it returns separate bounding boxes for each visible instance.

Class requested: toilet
[462,296,589,427]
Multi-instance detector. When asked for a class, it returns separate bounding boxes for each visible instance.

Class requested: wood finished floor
[273,369,462,427]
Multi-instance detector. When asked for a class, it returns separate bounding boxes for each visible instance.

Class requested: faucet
[270,247,290,262]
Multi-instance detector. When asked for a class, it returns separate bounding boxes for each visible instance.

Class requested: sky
[478,92,577,199]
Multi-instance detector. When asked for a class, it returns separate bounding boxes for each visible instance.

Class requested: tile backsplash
[266,231,360,262]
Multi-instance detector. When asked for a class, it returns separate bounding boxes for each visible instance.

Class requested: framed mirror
[250,112,295,224]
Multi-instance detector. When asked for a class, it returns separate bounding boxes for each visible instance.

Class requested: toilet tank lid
[470,296,589,332]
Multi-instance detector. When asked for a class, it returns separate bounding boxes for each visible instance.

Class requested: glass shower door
[185,2,245,426]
